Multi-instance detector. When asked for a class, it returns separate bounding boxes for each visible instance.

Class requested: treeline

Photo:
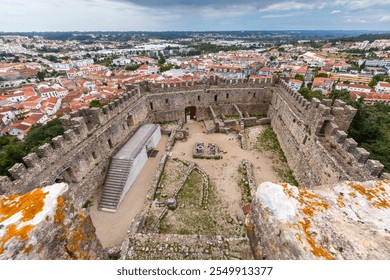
[186,43,246,56]
[299,88,390,173]
[0,119,64,177]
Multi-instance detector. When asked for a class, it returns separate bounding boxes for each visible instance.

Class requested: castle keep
[0,77,386,208]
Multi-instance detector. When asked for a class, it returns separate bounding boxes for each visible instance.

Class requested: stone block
[38,143,54,157]
[345,105,357,115]
[0,176,12,189]
[310,98,321,109]
[318,104,331,116]
[331,107,344,116]
[352,147,370,164]
[321,99,332,106]
[333,99,346,108]
[365,159,384,177]
[324,122,339,137]
[52,135,65,149]
[64,129,77,141]
[8,163,27,180]
[342,138,358,152]
[59,115,73,130]
[23,153,40,168]
[334,130,347,143]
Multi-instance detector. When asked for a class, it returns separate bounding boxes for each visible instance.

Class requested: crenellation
[0,176,12,193]
[270,80,386,187]
[342,138,358,152]
[310,98,321,109]
[22,153,40,168]
[333,99,346,108]
[59,114,73,130]
[38,143,54,158]
[71,119,88,137]
[64,129,78,142]
[51,135,65,149]
[8,163,27,180]
[321,99,333,106]
[352,147,370,164]
[318,104,331,116]
[334,129,348,143]
[324,122,339,137]
[364,159,384,176]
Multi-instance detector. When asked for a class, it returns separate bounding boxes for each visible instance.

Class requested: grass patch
[237,165,252,205]
[253,114,267,119]
[255,125,286,162]
[255,125,298,185]
[82,200,93,208]
[158,171,243,236]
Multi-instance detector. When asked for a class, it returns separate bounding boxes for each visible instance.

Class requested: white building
[288,79,303,90]
[99,124,161,212]
[375,82,390,94]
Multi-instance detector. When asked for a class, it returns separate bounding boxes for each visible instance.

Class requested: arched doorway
[185,106,196,122]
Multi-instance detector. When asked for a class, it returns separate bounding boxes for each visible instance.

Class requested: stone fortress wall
[0,76,386,206]
[270,80,385,187]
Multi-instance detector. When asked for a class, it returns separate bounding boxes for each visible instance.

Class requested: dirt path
[89,135,168,248]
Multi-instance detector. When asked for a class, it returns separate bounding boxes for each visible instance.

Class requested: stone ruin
[192,142,222,159]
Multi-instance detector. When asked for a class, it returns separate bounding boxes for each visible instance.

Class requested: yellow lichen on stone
[0,188,48,223]
[0,224,34,255]
[23,244,33,256]
[349,182,390,209]
[298,219,334,260]
[54,197,65,224]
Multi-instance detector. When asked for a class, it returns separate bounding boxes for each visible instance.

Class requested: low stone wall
[122,233,250,260]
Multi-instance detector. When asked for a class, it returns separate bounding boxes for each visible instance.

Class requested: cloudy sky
[1,0,390,31]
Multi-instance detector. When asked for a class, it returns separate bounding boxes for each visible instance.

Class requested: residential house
[375,82,390,94]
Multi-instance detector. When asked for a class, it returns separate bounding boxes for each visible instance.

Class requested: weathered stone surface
[250,180,390,260]
[122,233,251,260]
[0,183,104,260]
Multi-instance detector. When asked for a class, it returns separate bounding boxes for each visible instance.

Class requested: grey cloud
[110,0,319,9]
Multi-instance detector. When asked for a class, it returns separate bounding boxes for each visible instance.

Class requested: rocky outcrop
[0,183,104,260]
[250,180,390,260]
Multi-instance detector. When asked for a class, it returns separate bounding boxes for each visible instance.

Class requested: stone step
[105,172,129,178]
[103,181,125,187]
[100,197,120,204]
[99,157,134,212]
[109,163,132,169]
[102,189,123,196]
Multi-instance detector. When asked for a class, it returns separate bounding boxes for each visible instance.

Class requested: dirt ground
[170,121,280,221]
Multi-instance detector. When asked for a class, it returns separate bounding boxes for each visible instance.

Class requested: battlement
[0,78,385,198]
[279,80,357,132]
[270,80,384,187]
[0,87,148,196]
[131,75,274,94]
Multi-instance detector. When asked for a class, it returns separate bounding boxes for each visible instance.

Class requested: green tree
[89,100,108,108]
[0,119,64,176]
[158,51,166,64]
[298,87,324,101]
[37,71,46,82]
[315,73,329,78]
[294,74,305,81]
[125,65,140,71]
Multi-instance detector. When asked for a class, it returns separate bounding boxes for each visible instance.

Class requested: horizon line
[1,29,390,33]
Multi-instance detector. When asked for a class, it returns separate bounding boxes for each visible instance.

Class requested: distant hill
[1,30,389,42]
